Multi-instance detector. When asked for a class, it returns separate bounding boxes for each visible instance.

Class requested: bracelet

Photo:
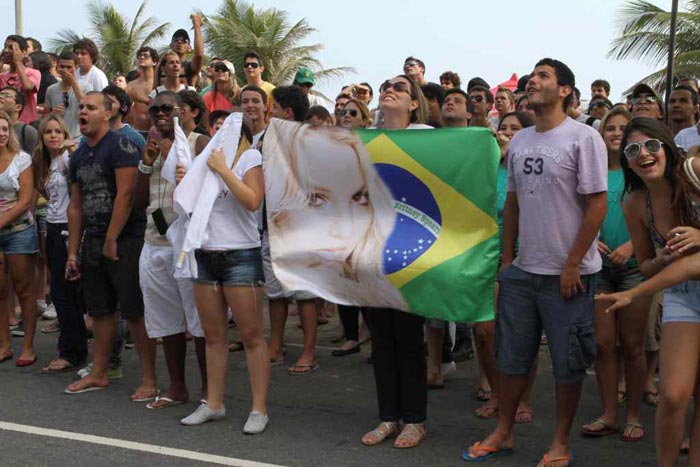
[138,161,154,174]
[66,258,77,263]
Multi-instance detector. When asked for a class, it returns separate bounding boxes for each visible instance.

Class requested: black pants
[46,222,87,366]
[365,308,427,424]
[338,305,366,341]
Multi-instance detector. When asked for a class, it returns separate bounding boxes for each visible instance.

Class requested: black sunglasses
[213,64,229,73]
[62,92,69,109]
[340,109,359,118]
[380,80,411,95]
[589,101,611,109]
[148,104,180,117]
[470,95,484,103]
[244,62,260,69]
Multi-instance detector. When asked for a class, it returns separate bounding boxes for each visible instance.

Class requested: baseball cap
[222,60,235,74]
[467,77,490,92]
[171,29,190,43]
[294,67,315,86]
[631,83,661,101]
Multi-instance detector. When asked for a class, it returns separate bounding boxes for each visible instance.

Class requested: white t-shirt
[46,151,71,224]
[203,148,263,250]
[77,66,108,92]
[507,117,607,275]
[149,84,196,99]
[674,125,700,152]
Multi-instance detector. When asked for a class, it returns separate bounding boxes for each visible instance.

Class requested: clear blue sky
[2,0,671,104]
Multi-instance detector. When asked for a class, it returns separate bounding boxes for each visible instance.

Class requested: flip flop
[538,453,574,467]
[621,422,644,442]
[41,359,75,374]
[130,389,159,402]
[476,387,492,401]
[41,322,60,334]
[581,418,619,437]
[147,396,187,410]
[16,356,37,367]
[228,341,244,352]
[287,363,319,375]
[270,357,285,366]
[514,409,535,424]
[475,404,499,420]
[64,381,107,394]
[0,351,13,363]
[462,442,513,462]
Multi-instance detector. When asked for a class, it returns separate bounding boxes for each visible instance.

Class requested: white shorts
[261,231,316,301]
[139,243,204,338]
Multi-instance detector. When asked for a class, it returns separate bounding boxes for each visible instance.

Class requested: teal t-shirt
[497,163,509,252]
[600,169,637,267]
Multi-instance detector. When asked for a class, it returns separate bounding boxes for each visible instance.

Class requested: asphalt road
[0,310,663,467]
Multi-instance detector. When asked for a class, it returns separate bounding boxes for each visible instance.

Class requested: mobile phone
[151,208,169,235]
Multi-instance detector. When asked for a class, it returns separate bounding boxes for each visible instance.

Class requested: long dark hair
[497,111,534,131]
[620,116,698,227]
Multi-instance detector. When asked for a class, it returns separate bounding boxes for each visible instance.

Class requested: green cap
[294,67,315,85]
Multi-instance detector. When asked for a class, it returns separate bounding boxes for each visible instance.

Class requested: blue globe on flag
[375,163,442,275]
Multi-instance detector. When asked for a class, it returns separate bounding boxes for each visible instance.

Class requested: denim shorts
[662,280,700,324]
[193,247,264,287]
[0,224,39,255]
[596,265,644,293]
[496,265,597,384]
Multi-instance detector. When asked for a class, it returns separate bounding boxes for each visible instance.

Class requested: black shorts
[81,235,144,318]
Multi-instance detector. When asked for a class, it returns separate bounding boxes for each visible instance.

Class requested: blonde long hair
[0,110,20,155]
[33,115,71,191]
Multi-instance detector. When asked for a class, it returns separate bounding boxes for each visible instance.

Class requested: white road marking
[0,421,284,467]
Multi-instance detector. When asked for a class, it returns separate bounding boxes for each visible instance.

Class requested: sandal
[130,389,159,402]
[287,363,319,375]
[581,418,618,437]
[0,350,13,363]
[621,422,644,442]
[228,341,244,352]
[41,358,75,373]
[643,391,659,407]
[361,421,400,446]
[41,322,60,334]
[476,387,492,401]
[393,423,426,449]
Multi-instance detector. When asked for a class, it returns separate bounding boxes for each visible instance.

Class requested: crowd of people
[2,13,700,466]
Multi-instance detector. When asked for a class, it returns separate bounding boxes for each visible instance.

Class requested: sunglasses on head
[623,138,662,160]
[244,62,260,69]
[380,80,411,95]
[172,37,189,44]
[148,104,180,117]
[213,63,229,73]
[632,94,658,105]
[590,101,611,109]
[340,109,359,118]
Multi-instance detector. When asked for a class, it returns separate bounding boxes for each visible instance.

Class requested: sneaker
[181,403,226,426]
[41,302,57,320]
[441,361,457,377]
[243,410,269,434]
[11,322,25,337]
[37,300,47,317]
[8,320,21,331]
[77,363,123,380]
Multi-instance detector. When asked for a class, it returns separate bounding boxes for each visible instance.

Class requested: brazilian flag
[357,127,500,322]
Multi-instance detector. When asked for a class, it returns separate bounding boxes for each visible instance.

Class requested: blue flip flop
[462,442,514,462]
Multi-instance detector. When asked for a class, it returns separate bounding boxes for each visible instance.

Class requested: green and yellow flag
[263,120,500,322]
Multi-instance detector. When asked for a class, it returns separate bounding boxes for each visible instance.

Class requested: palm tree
[48,0,170,78]
[608,0,700,92]
[200,0,354,94]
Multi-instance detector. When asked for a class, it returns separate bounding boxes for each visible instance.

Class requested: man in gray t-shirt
[0,86,36,153]
[44,51,92,139]
[465,58,607,465]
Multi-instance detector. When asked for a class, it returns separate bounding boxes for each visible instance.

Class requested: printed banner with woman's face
[262,119,500,322]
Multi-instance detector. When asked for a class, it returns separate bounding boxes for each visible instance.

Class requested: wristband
[138,161,154,174]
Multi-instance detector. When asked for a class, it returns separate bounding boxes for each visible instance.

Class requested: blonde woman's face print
[283,134,373,272]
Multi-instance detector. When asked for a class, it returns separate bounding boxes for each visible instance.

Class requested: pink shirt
[0,68,41,124]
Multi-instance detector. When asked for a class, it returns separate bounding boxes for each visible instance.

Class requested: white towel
[161,117,192,184]
[171,112,243,277]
